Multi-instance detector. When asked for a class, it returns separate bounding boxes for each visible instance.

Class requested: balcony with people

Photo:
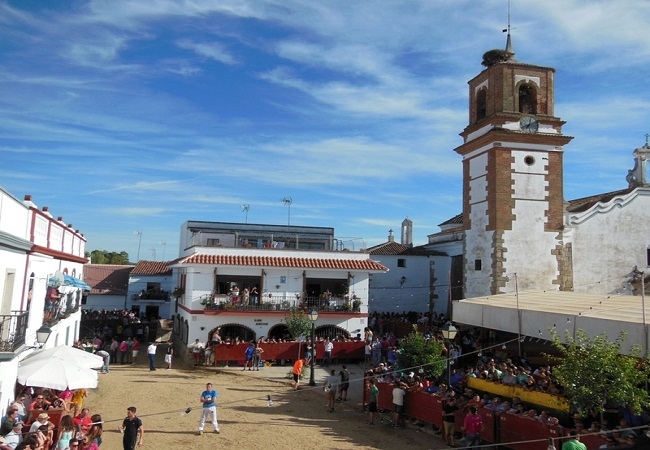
[200,291,364,314]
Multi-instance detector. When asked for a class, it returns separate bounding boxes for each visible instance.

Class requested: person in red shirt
[131,338,140,365]
[73,407,92,434]
[462,406,484,449]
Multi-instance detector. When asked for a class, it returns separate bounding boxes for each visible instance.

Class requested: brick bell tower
[454,35,573,298]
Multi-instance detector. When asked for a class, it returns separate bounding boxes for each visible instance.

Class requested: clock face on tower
[520,116,539,133]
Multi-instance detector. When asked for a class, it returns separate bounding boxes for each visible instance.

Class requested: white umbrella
[17,357,98,390]
[21,345,103,369]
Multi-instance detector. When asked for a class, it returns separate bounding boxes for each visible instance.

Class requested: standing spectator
[197,383,219,435]
[371,337,382,367]
[292,358,304,391]
[147,342,157,371]
[96,350,110,373]
[392,381,406,428]
[10,395,26,421]
[364,341,372,368]
[323,338,333,367]
[243,342,255,371]
[55,415,75,449]
[253,342,264,371]
[119,340,128,365]
[367,379,379,425]
[125,337,134,364]
[130,338,140,365]
[461,406,484,449]
[324,369,339,413]
[164,341,173,370]
[443,396,459,447]
[119,407,143,450]
[70,389,87,417]
[561,431,586,450]
[337,365,350,402]
[191,339,204,366]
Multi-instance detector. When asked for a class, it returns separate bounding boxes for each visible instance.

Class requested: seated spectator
[485,397,502,411]
[524,409,539,420]
[537,410,551,425]
[73,408,92,434]
[29,412,50,433]
[501,368,517,386]
[28,394,50,412]
[0,408,19,436]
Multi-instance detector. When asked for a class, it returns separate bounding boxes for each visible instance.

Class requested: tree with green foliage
[548,329,650,415]
[284,308,312,362]
[284,308,312,340]
[396,325,446,381]
[88,250,131,264]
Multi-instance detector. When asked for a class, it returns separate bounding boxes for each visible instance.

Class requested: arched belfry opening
[476,88,487,121]
[518,83,537,114]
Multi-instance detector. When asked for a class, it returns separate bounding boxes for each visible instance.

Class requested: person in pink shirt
[131,338,140,365]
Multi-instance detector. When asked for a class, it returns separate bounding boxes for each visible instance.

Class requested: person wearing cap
[2,420,23,449]
[28,413,49,433]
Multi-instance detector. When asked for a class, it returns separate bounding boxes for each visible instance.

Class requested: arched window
[476,88,487,121]
[518,83,537,114]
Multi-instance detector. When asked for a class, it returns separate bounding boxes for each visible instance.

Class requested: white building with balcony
[169,221,388,350]
[0,191,87,414]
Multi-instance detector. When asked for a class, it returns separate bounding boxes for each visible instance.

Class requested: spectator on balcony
[229,286,240,304]
[242,288,250,306]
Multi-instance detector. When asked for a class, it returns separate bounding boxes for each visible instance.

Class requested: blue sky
[2,0,649,262]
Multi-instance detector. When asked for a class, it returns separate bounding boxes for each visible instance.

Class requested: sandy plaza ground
[82,350,445,450]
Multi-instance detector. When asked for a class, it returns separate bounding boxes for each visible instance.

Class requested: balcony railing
[0,311,29,352]
[132,292,171,302]
[201,295,363,313]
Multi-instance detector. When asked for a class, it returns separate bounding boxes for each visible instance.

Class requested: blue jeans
[149,354,156,370]
[464,433,480,449]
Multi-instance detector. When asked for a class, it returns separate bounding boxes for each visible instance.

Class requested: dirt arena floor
[84,351,446,450]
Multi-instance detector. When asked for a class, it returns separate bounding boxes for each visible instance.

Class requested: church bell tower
[454,37,573,298]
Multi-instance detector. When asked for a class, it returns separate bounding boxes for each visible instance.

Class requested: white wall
[368,255,433,313]
[570,189,650,294]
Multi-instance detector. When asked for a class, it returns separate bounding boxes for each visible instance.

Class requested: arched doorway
[268,324,291,340]
[216,323,256,343]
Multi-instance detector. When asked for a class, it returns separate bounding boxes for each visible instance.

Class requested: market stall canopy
[453,290,649,356]
[48,274,91,290]
[21,345,103,369]
[17,357,98,390]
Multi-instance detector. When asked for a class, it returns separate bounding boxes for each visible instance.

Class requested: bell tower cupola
[454,32,573,298]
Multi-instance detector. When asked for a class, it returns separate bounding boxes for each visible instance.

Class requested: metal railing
[202,295,363,313]
[0,311,29,352]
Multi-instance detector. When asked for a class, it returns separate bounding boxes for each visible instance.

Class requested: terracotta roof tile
[84,264,134,295]
[177,254,388,271]
[131,260,173,275]
[367,242,446,256]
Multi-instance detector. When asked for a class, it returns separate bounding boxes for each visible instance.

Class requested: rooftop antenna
[134,231,143,262]
[160,241,166,261]
[241,204,250,224]
[282,197,292,225]
[503,0,515,57]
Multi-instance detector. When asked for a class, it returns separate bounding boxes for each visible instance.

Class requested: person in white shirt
[392,381,407,428]
[323,339,334,367]
[147,342,157,371]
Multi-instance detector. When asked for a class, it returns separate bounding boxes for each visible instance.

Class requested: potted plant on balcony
[352,299,362,312]
[201,296,220,314]
[172,286,184,300]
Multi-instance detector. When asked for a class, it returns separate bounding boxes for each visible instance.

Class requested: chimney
[388,229,394,242]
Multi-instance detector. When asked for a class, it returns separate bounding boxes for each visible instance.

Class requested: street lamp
[308,309,318,386]
[441,322,458,388]
[35,325,52,348]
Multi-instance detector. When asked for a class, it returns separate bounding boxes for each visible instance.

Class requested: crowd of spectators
[362,314,650,448]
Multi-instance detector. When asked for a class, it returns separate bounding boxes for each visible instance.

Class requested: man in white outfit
[198,383,220,435]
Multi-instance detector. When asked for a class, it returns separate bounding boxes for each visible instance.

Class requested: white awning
[452,290,649,356]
